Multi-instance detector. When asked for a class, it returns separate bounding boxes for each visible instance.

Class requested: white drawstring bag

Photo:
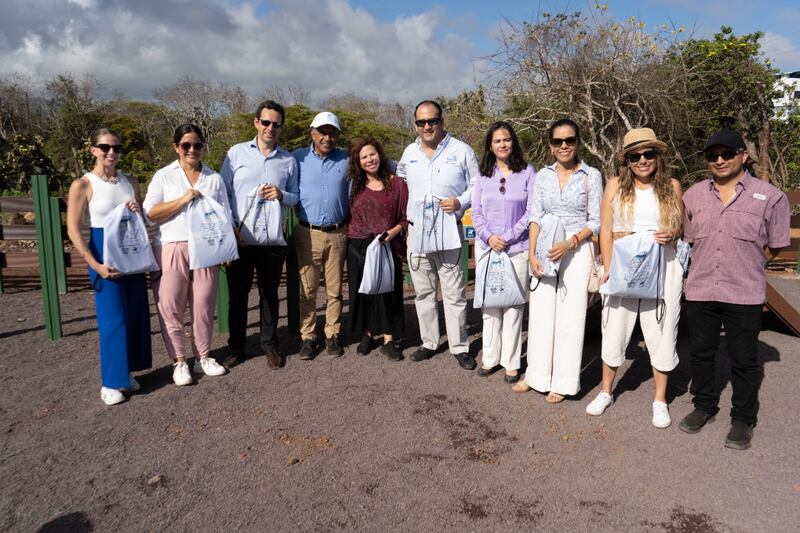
[474,249,526,309]
[409,195,461,254]
[238,186,285,246]
[534,213,565,278]
[358,236,395,295]
[600,232,665,300]
[187,194,239,270]
[102,203,159,274]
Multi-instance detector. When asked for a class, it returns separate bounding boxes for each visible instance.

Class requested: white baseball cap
[309,111,341,132]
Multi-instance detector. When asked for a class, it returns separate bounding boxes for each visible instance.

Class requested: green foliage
[0,134,64,192]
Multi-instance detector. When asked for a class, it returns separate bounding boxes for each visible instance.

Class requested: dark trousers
[687,300,762,425]
[227,245,287,355]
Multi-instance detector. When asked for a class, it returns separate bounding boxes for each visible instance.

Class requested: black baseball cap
[704,129,745,151]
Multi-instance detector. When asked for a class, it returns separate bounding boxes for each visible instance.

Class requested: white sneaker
[586,391,614,416]
[652,401,671,428]
[193,357,226,376]
[172,362,193,386]
[100,387,126,406]
[120,374,141,393]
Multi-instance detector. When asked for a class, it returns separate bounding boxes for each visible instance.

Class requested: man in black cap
[679,128,790,449]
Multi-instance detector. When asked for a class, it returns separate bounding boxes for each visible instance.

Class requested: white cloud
[761,31,800,73]
[0,0,480,104]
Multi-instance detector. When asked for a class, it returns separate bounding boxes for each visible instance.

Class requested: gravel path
[1,273,799,532]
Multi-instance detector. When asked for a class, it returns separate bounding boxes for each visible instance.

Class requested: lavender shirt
[471,164,536,255]
[683,171,790,305]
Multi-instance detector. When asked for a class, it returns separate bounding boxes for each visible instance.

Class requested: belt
[298,220,344,232]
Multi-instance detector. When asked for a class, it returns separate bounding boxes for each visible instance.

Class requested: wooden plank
[0,225,38,239]
[766,280,800,336]
[4,251,87,269]
[785,191,800,204]
[0,197,34,212]
[791,214,800,228]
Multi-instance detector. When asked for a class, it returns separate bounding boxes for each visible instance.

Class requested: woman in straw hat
[585,127,684,428]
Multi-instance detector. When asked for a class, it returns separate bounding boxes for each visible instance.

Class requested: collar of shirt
[706,169,753,191]
[248,137,286,160]
[310,143,347,161]
[414,132,451,160]
[542,161,589,176]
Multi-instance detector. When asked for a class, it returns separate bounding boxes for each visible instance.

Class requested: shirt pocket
[726,207,764,242]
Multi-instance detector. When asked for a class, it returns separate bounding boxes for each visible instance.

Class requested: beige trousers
[294,224,348,341]
[407,226,467,353]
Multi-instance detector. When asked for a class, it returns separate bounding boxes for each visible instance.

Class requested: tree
[0,134,64,192]
[153,77,248,142]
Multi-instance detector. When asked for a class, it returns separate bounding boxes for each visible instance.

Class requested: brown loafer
[222,353,242,368]
[265,347,284,369]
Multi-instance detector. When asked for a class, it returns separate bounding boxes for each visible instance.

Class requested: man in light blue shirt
[397,100,479,370]
[220,100,299,370]
[292,112,350,359]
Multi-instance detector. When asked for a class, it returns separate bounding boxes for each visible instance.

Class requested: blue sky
[0,0,797,103]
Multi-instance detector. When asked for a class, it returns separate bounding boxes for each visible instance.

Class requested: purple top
[348,176,409,258]
[683,171,790,305]
[471,164,536,255]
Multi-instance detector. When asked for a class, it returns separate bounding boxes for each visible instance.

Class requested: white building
[773,71,800,117]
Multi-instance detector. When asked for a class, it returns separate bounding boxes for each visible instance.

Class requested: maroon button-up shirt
[683,171,790,305]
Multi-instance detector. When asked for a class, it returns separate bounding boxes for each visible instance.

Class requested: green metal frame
[216,266,229,333]
[32,175,62,340]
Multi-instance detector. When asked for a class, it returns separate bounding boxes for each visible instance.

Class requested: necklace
[95,173,119,184]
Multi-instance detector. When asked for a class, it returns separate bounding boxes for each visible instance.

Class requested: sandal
[545,392,565,404]
[512,381,531,393]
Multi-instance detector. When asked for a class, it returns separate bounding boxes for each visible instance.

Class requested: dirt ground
[1,269,799,532]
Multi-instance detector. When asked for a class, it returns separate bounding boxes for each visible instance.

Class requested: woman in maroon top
[347,138,409,360]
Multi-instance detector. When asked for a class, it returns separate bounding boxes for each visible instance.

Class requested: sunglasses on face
[93,144,123,154]
[259,119,283,129]
[179,142,204,152]
[704,149,741,162]
[626,150,658,163]
[414,117,442,128]
[550,136,578,147]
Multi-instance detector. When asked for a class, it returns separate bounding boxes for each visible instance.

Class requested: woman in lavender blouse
[514,119,603,402]
[471,121,536,384]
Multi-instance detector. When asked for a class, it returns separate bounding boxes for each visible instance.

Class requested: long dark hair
[479,121,527,176]
[348,138,393,201]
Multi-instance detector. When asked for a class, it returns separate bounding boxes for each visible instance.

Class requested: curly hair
[615,149,682,235]
[348,138,393,201]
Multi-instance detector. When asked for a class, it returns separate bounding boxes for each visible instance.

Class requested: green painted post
[32,175,62,340]
[404,262,411,286]
[216,266,229,333]
[285,209,300,334]
[50,197,67,294]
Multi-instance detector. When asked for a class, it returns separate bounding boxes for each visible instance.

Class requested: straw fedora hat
[616,128,668,161]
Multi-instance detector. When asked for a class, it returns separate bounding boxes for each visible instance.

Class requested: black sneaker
[326,335,344,357]
[299,339,316,361]
[453,352,477,370]
[380,342,403,361]
[410,346,435,362]
[356,336,373,356]
[678,409,714,434]
[724,421,754,450]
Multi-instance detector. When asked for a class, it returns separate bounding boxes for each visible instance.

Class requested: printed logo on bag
[202,209,225,245]
[486,256,508,296]
[117,215,143,254]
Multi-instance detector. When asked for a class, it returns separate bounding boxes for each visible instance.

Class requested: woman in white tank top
[66,128,152,406]
[585,128,684,428]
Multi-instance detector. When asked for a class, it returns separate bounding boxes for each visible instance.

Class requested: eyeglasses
[625,150,658,163]
[499,177,506,194]
[414,118,442,128]
[179,142,204,152]
[704,149,741,162]
[550,136,578,147]
[259,119,283,129]
[93,144,123,154]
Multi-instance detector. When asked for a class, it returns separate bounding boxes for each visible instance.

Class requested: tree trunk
[757,121,770,182]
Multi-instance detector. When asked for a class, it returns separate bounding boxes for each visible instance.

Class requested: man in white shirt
[397,100,479,369]
[220,100,299,369]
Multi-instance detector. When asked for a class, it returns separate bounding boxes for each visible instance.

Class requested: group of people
[67,99,790,451]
